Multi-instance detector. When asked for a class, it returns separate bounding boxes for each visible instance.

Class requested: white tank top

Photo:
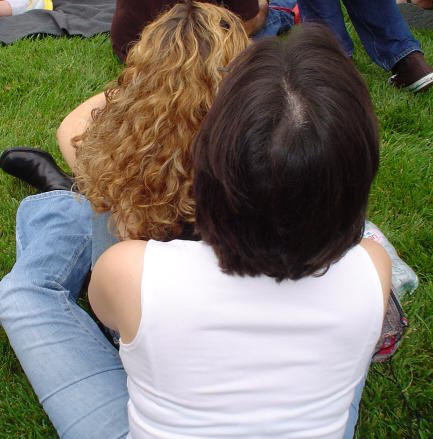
[120,240,383,439]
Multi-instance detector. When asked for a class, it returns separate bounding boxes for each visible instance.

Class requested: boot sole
[407,72,433,93]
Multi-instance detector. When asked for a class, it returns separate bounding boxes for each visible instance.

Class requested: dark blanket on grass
[398,3,433,30]
[0,0,115,44]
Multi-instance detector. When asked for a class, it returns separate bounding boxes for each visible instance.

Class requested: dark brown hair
[192,23,379,281]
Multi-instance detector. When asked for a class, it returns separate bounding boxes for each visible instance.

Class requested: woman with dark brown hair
[90,24,391,438]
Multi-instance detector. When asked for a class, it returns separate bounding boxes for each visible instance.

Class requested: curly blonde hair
[74,1,249,240]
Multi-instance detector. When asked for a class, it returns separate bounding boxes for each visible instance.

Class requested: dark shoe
[0,147,74,192]
[389,51,433,92]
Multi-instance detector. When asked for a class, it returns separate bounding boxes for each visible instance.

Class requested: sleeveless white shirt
[120,240,383,439]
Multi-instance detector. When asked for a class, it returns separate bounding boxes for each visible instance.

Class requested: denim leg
[14,191,91,301]
[343,371,368,439]
[91,212,119,268]
[0,191,129,439]
[297,0,354,56]
[91,212,122,344]
[342,0,422,70]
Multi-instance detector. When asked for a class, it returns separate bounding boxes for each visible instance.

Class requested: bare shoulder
[89,240,147,343]
[94,240,147,294]
[97,239,147,272]
[360,238,391,311]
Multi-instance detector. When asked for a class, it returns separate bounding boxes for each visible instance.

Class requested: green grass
[1,26,433,437]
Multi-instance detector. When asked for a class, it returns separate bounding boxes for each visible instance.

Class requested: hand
[243,0,269,36]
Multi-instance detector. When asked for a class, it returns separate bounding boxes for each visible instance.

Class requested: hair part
[193,24,380,281]
[74,1,248,240]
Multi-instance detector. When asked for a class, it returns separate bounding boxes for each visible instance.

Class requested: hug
[0,2,391,438]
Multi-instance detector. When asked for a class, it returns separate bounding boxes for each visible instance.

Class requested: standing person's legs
[342,0,422,70]
[297,0,431,90]
[297,0,355,56]
[0,191,129,439]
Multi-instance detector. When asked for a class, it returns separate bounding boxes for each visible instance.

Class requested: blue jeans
[0,191,128,439]
[298,0,422,70]
[0,191,364,437]
[92,212,118,268]
[343,371,368,439]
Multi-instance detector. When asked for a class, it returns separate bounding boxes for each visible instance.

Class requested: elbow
[56,116,78,170]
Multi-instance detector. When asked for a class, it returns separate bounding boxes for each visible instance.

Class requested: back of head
[74,1,248,240]
[193,23,380,281]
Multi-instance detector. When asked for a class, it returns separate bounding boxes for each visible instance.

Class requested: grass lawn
[1,25,433,438]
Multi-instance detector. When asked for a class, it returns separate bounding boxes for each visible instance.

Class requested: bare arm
[0,1,12,16]
[56,92,106,171]
[88,240,146,343]
[360,238,392,317]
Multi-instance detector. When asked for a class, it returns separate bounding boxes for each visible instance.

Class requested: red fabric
[293,4,300,24]
[269,5,293,14]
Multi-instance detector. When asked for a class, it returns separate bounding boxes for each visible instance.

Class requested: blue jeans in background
[0,191,128,439]
[297,0,422,70]
[254,0,296,38]
[0,190,365,437]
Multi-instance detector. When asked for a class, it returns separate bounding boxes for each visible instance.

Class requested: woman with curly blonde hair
[0,3,249,439]
[60,1,249,249]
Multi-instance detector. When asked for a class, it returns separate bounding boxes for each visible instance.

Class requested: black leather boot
[0,147,74,192]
